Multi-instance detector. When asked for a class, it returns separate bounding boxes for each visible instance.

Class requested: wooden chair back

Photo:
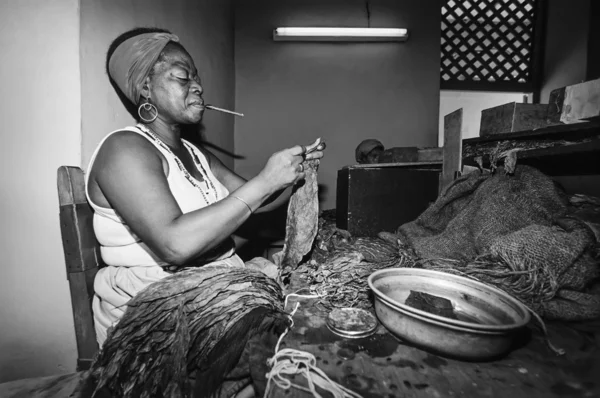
[57,166,102,370]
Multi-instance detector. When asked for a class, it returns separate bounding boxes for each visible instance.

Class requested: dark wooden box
[480,102,549,136]
[336,165,440,237]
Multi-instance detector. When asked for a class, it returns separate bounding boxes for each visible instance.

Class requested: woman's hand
[256,138,325,193]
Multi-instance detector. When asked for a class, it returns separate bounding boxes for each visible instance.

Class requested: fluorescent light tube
[273,27,409,42]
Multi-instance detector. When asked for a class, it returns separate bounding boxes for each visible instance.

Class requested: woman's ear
[139,76,152,101]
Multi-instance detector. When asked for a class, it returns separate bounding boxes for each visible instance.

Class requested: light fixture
[273,27,409,42]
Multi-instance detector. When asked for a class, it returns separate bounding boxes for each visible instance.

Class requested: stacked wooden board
[479,77,600,137]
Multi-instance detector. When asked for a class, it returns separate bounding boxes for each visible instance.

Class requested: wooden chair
[57,166,101,371]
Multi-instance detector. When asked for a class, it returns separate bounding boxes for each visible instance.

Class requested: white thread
[263,293,363,398]
[524,303,565,356]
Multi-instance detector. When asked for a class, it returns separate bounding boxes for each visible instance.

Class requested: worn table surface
[251,293,600,398]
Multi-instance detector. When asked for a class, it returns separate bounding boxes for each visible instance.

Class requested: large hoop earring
[138,100,158,123]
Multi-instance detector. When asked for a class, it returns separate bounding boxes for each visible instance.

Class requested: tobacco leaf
[276,159,320,276]
[86,266,289,398]
[299,217,417,309]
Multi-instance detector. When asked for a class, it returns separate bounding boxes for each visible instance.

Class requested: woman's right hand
[256,138,325,193]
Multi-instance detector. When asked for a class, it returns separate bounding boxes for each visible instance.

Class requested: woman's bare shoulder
[101,130,155,154]
[92,130,166,181]
[99,130,163,164]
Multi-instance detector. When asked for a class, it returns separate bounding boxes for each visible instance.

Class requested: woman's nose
[191,80,203,95]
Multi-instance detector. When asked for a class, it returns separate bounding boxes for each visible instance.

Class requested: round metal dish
[326,308,378,339]
[367,268,531,360]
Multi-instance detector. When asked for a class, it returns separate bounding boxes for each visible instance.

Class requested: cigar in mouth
[205,105,244,117]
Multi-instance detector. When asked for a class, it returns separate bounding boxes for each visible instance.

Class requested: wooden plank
[511,104,550,133]
[59,205,86,274]
[56,166,101,369]
[462,139,600,176]
[547,87,566,124]
[57,166,102,273]
[560,78,600,123]
[480,102,549,136]
[514,139,600,161]
[68,269,99,369]
[59,203,102,273]
[76,203,102,272]
[441,109,463,192]
[57,166,87,205]
[417,147,443,163]
[348,162,441,169]
[480,103,515,136]
[463,120,600,144]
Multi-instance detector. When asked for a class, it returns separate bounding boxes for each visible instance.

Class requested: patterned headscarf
[108,32,180,104]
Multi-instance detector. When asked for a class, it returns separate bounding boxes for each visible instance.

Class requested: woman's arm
[200,147,291,213]
[91,132,312,265]
[200,142,319,213]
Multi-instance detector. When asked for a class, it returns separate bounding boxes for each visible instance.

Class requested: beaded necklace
[136,124,219,204]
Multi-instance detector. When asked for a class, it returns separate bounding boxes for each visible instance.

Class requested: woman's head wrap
[355,139,384,163]
[108,32,180,105]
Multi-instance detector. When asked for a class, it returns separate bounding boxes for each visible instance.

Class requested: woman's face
[147,45,205,125]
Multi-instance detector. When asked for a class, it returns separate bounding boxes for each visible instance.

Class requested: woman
[86,28,324,346]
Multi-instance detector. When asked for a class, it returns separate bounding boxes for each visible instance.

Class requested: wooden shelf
[462,121,600,176]
[463,121,600,144]
[464,139,600,175]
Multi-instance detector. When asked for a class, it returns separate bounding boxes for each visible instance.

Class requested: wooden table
[250,292,600,398]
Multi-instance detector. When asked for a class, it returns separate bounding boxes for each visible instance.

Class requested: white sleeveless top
[85,124,235,266]
[86,124,243,346]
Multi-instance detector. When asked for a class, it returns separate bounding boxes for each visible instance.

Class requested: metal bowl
[368,268,531,360]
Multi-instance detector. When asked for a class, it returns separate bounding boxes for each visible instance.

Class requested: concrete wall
[540,0,598,198]
[0,0,235,383]
[80,0,235,168]
[587,0,600,80]
[233,0,442,210]
[0,0,81,382]
[540,0,590,102]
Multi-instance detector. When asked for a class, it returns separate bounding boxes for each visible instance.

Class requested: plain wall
[0,0,235,383]
[540,0,598,198]
[80,0,235,169]
[233,0,442,210]
[540,0,590,101]
[0,0,81,382]
[587,0,600,80]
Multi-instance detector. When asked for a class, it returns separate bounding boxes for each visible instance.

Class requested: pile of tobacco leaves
[295,212,417,309]
[84,266,290,398]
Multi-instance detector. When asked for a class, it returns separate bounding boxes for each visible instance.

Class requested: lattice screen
[441,0,540,90]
